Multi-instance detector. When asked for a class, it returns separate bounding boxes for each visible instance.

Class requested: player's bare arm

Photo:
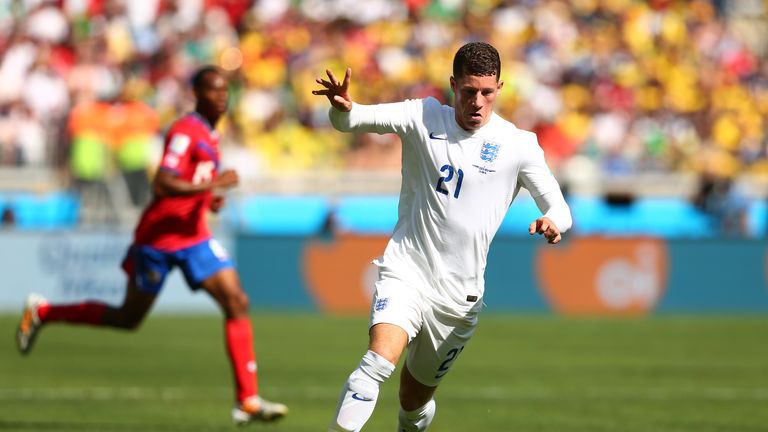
[154,169,239,197]
[529,217,562,244]
[312,67,353,112]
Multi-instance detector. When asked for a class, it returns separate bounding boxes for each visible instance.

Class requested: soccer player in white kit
[313,42,572,432]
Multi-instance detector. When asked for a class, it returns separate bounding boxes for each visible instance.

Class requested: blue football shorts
[121,238,234,294]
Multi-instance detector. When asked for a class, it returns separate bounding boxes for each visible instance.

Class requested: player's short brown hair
[191,65,222,91]
[453,42,501,81]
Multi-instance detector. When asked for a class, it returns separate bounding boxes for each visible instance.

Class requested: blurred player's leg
[200,267,287,423]
[329,323,405,432]
[40,301,108,325]
[232,395,288,424]
[225,317,259,401]
[397,364,437,431]
[16,293,48,354]
[16,282,156,355]
[42,280,155,329]
[101,280,157,329]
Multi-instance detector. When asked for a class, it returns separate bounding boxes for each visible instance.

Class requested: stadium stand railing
[1,191,80,230]
[234,195,330,236]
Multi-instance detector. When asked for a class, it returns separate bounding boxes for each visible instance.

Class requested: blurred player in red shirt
[16,66,287,425]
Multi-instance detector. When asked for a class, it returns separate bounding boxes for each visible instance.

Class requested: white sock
[398,399,436,432]
[329,350,395,432]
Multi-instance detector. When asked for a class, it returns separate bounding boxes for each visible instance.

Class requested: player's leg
[396,305,477,431]
[397,363,437,432]
[189,239,286,423]
[42,243,162,329]
[329,323,407,432]
[329,275,422,432]
[199,267,257,402]
[100,279,158,329]
[16,246,161,354]
[98,243,166,329]
[16,283,154,355]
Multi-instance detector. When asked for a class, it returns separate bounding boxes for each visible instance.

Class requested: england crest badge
[480,142,499,163]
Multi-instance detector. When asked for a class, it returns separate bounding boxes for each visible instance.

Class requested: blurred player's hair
[191,65,222,91]
[453,42,501,81]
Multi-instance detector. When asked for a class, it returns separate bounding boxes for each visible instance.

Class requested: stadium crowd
[0,0,767,187]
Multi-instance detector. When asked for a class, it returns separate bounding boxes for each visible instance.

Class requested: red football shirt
[133,113,220,250]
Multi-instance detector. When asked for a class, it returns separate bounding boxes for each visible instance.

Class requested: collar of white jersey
[450,111,505,139]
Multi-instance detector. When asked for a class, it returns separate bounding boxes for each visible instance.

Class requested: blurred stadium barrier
[2,187,767,238]
[0,190,79,229]
[234,194,330,235]
[334,195,399,235]
[232,233,768,314]
[0,230,220,313]
[3,209,768,314]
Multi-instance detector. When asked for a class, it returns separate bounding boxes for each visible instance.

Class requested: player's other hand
[529,217,562,244]
[312,68,353,112]
[210,195,225,213]
[216,169,239,189]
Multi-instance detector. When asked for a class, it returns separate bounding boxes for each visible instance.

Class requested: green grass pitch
[2,313,768,431]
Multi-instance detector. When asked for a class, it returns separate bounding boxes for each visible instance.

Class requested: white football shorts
[369,273,479,387]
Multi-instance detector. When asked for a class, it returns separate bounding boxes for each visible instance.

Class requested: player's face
[197,72,229,117]
[450,74,503,131]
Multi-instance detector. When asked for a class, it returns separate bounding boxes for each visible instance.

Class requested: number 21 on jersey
[435,164,464,199]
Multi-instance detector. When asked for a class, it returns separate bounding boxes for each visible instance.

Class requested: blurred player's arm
[153,169,239,198]
[312,67,416,135]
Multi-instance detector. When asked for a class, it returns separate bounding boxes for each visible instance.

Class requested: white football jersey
[330,97,571,313]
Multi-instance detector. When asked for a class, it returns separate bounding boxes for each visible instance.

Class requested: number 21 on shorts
[435,345,465,379]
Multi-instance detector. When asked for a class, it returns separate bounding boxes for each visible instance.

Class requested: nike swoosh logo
[429,132,447,140]
[351,393,374,402]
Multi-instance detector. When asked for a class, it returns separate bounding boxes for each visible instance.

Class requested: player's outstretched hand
[216,169,239,189]
[312,68,353,112]
[529,217,562,244]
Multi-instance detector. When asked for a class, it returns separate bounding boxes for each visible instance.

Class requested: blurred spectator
[23,49,70,121]
[1,206,14,228]
[25,1,69,44]
[0,0,765,203]
[219,115,263,183]
[0,32,37,104]
[0,102,46,165]
[110,83,160,208]
[693,159,750,236]
[67,98,117,224]
[344,132,401,171]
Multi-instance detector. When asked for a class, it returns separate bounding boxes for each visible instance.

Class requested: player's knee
[125,320,142,331]
[235,290,250,310]
[112,320,140,331]
[222,289,249,317]
[120,315,144,331]
[112,310,145,330]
